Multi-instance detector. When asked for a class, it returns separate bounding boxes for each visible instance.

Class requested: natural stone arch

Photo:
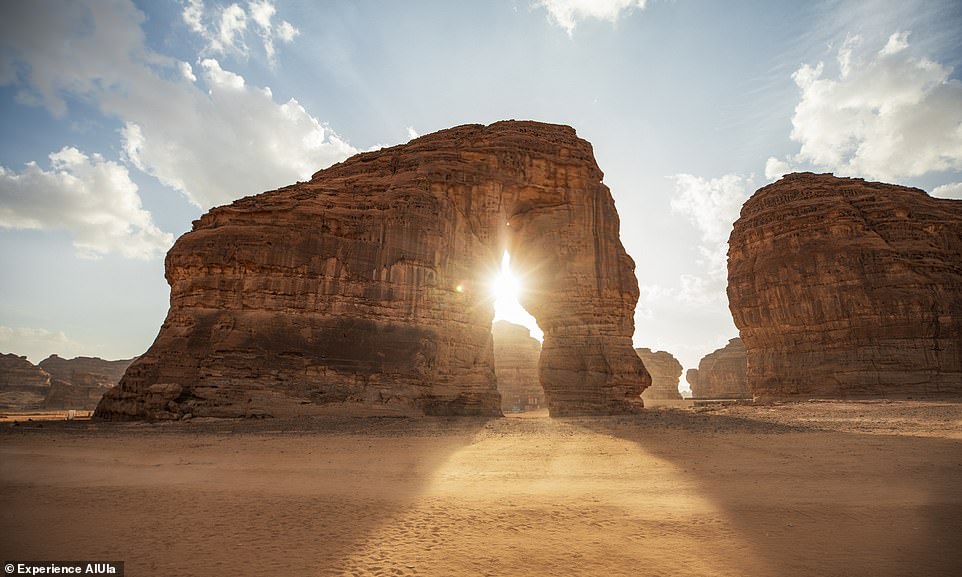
[96,121,649,420]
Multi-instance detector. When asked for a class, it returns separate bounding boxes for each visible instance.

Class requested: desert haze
[2,402,961,577]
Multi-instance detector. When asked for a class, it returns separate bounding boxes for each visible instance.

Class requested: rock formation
[0,353,133,410]
[685,338,749,399]
[492,320,544,412]
[39,355,134,409]
[728,173,962,399]
[634,348,682,401]
[96,121,649,420]
[0,353,52,410]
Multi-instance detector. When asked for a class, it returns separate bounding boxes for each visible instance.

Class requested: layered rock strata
[96,121,648,420]
[0,353,52,410]
[728,173,962,398]
[492,320,544,412]
[685,338,749,399]
[0,353,133,410]
[39,355,134,409]
[634,348,683,401]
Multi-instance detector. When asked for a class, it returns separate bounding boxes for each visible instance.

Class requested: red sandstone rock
[685,338,749,400]
[39,355,135,410]
[728,173,962,399]
[96,121,648,420]
[634,348,682,401]
[0,353,52,409]
[492,320,544,412]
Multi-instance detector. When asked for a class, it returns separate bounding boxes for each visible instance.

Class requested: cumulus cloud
[669,173,754,304]
[0,0,166,117]
[121,58,357,207]
[182,0,299,63]
[1,0,354,209]
[534,0,646,35]
[0,326,84,364]
[764,157,792,181]
[0,147,174,259]
[932,182,962,199]
[772,31,962,182]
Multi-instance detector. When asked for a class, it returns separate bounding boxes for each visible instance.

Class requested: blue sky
[1,0,961,390]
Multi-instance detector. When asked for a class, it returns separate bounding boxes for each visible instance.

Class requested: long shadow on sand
[576,409,962,577]
[0,416,493,577]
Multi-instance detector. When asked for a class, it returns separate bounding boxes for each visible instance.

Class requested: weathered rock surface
[492,320,544,412]
[728,173,962,399]
[634,348,682,401]
[96,121,648,420]
[685,338,750,399]
[0,353,52,409]
[39,355,135,409]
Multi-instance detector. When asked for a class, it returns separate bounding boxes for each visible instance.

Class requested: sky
[1,0,961,393]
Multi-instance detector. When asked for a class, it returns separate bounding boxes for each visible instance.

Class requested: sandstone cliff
[728,173,962,399]
[492,320,544,412]
[634,348,682,401]
[0,353,52,410]
[96,121,648,420]
[39,355,135,409]
[685,338,749,399]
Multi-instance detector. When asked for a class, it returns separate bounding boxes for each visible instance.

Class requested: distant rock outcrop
[686,339,749,400]
[0,353,133,410]
[634,348,682,401]
[96,121,648,420]
[728,173,962,399]
[0,353,52,410]
[39,355,135,409]
[492,321,544,412]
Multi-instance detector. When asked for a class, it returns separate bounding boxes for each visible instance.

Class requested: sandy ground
[1,401,961,577]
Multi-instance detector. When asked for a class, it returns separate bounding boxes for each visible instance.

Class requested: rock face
[0,353,52,409]
[685,338,749,399]
[39,355,135,409]
[634,348,682,401]
[96,121,648,420]
[492,320,544,412]
[0,353,133,410]
[728,173,962,399]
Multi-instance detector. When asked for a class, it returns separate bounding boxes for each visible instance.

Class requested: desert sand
[2,401,961,577]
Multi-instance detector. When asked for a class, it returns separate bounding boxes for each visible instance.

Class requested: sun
[490,251,543,341]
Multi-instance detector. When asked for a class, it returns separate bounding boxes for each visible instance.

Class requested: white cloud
[0,147,174,259]
[182,0,299,63]
[778,31,962,182]
[0,326,86,364]
[277,20,299,43]
[120,58,357,208]
[1,0,355,209]
[406,126,420,140]
[669,173,754,304]
[932,182,962,199]
[0,0,168,117]
[764,156,792,181]
[179,60,197,82]
[534,0,646,35]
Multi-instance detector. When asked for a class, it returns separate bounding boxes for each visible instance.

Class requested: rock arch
[96,121,649,420]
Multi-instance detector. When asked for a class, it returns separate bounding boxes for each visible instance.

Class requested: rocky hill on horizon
[0,353,136,411]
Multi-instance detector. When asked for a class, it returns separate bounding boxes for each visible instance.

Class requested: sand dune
[2,401,960,576]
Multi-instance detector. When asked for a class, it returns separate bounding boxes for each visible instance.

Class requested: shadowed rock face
[685,339,749,400]
[728,173,962,399]
[0,353,134,410]
[39,355,135,409]
[492,321,543,412]
[634,348,682,401]
[96,121,648,420]
[0,353,52,410]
